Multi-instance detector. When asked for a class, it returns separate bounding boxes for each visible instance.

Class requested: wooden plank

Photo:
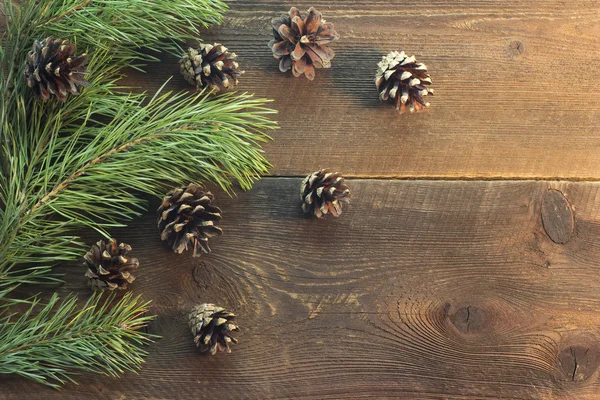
[119,0,600,179]
[3,178,600,399]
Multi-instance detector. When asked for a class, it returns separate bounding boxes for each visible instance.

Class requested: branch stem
[26,135,158,217]
[42,0,93,26]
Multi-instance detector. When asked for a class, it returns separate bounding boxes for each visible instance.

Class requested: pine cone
[375,51,434,114]
[179,43,242,91]
[189,303,239,355]
[84,239,139,291]
[300,169,351,218]
[24,37,89,102]
[269,7,339,80]
[157,184,223,257]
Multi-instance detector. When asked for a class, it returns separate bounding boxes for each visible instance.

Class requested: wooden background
[3,0,600,399]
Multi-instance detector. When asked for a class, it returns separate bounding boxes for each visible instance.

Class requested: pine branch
[0,0,277,389]
[0,85,275,295]
[36,0,229,66]
[0,292,156,389]
[0,0,277,295]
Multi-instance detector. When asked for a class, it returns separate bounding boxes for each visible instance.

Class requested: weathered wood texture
[122,0,600,179]
[4,1,600,398]
[4,179,600,399]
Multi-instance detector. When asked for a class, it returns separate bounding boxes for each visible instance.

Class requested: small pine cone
[375,51,434,114]
[24,37,89,102]
[157,184,223,257]
[189,303,239,355]
[179,43,242,91]
[300,169,351,218]
[269,7,339,80]
[84,239,139,291]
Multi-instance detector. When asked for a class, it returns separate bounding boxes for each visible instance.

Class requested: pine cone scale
[289,7,301,19]
[293,58,307,76]
[305,9,321,34]
[291,16,304,32]
[280,57,293,72]
[316,24,337,42]
[279,25,297,42]
[306,44,331,67]
[271,18,286,31]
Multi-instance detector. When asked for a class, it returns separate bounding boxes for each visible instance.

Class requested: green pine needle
[0,0,277,388]
[0,292,156,389]
[0,0,277,295]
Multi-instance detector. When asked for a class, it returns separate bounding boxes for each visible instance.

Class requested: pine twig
[0,292,156,389]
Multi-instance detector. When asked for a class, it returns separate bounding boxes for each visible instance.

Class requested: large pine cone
[375,51,433,114]
[84,239,139,291]
[157,184,223,257]
[189,303,239,355]
[269,7,339,80]
[24,37,89,102]
[301,169,351,218]
[180,43,242,91]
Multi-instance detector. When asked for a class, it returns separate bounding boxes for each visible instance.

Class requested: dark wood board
[121,0,600,179]
[4,1,600,398]
[3,178,600,399]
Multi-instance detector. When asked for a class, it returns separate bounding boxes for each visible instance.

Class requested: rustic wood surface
[4,0,600,399]
[4,179,600,399]
[123,0,600,179]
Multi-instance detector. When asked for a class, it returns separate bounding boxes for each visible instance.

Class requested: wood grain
[4,178,600,399]
[120,0,600,179]
[5,1,600,398]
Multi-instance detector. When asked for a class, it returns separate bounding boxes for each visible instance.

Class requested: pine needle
[0,0,277,388]
[0,292,156,389]
[0,0,277,295]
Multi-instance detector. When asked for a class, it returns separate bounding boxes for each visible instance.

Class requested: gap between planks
[266,175,600,182]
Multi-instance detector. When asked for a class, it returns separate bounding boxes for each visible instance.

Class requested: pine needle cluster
[0,0,277,388]
[0,293,155,389]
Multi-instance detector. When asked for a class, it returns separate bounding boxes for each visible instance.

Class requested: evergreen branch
[0,0,277,389]
[35,0,229,65]
[0,292,156,389]
[0,0,276,294]
[0,86,275,290]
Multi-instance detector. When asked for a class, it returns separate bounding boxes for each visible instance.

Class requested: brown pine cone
[157,184,222,257]
[189,303,239,355]
[269,7,339,80]
[84,239,139,291]
[24,37,89,102]
[300,169,351,218]
[179,43,242,91]
[375,51,434,114]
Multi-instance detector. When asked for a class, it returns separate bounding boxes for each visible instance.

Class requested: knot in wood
[506,40,526,59]
[445,303,486,335]
[557,341,600,384]
[541,190,574,244]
